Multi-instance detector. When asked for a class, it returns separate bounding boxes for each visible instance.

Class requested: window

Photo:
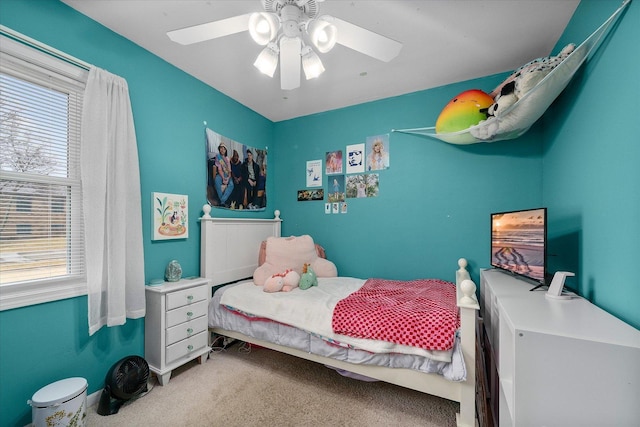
[0,33,88,310]
[51,195,65,213]
[16,196,31,212]
[16,224,32,235]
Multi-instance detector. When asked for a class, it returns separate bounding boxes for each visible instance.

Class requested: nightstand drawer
[166,315,208,346]
[166,300,207,328]
[166,331,208,365]
[166,285,208,310]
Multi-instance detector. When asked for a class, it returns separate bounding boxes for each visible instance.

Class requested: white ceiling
[61,0,580,122]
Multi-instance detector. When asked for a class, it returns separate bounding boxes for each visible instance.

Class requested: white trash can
[29,377,87,427]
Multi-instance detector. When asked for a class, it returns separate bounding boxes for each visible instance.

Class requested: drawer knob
[187,311,193,317]
[187,328,193,334]
[188,345,193,351]
[187,295,194,301]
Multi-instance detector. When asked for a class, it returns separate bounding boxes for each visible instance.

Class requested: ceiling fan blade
[280,37,301,90]
[332,17,402,62]
[167,13,252,45]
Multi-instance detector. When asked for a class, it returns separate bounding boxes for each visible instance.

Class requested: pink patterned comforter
[332,278,460,351]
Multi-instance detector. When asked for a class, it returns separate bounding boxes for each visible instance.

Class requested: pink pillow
[253,235,337,286]
[258,240,327,265]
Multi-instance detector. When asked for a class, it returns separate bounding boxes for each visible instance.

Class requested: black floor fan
[97,355,150,416]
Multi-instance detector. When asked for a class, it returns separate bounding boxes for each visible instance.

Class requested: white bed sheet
[219,277,454,361]
[209,281,467,382]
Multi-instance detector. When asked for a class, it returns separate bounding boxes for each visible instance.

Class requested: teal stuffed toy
[299,263,318,290]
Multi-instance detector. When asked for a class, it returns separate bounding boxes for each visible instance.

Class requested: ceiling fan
[167,0,403,90]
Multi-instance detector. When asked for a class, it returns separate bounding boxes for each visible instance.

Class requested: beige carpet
[87,344,459,426]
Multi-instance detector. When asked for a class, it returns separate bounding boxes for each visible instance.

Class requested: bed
[200,208,480,427]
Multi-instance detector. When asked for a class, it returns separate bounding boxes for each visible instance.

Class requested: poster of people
[205,128,267,211]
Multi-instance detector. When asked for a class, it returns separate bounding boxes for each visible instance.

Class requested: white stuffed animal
[471,43,578,141]
[487,43,576,117]
[487,80,518,117]
[263,269,301,293]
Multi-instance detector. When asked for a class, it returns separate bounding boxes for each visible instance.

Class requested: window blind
[0,34,88,309]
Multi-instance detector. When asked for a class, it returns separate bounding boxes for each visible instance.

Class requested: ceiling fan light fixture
[301,46,325,80]
[254,42,279,77]
[168,0,404,91]
[307,16,337,53]
[249,12,279,45]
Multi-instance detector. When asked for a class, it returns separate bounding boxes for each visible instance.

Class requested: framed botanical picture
[152,192,188,240]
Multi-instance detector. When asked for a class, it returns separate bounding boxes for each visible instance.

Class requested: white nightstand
[144,277,211,385]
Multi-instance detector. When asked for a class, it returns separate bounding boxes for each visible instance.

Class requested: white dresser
[480,269,640,427]
[145,277,211,385]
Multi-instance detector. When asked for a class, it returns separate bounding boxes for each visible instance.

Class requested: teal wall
[0,1,272,425]
[271,86,543,282]
[542,0,639,329]
[0,0,637,426]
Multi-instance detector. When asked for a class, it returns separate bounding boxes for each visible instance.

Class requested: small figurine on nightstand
[165,260,182,282]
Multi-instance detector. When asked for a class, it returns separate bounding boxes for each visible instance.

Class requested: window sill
[0,278,87,311]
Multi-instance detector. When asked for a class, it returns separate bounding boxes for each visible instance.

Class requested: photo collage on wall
[298,134,389,214]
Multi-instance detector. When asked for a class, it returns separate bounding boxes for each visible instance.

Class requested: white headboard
[200,205,282,286]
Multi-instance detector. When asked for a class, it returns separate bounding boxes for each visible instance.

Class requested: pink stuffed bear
[253,235,337,286]
[263,269,301,293]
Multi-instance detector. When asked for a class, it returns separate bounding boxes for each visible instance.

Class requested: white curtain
[81,67,145,336]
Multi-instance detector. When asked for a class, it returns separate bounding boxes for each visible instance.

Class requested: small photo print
[297,189,324,201]
[346,143,365,174]
[332,202,339,214]
[327,175,345,203]
[326,150,343,175]
[325,203,331,214]
[346,173,379,198]
[340,202,348,214]
[306,159,322,187]
[366,134,389,171]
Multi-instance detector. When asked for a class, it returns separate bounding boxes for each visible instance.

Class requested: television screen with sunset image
[491,207,547,284]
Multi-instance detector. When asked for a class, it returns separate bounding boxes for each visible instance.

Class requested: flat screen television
[491,207,547,286]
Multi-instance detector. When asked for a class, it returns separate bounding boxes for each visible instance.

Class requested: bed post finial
[456,258,472,291]
[274,210,281,220]
[202,203,211,218]
[460,280,477,305]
